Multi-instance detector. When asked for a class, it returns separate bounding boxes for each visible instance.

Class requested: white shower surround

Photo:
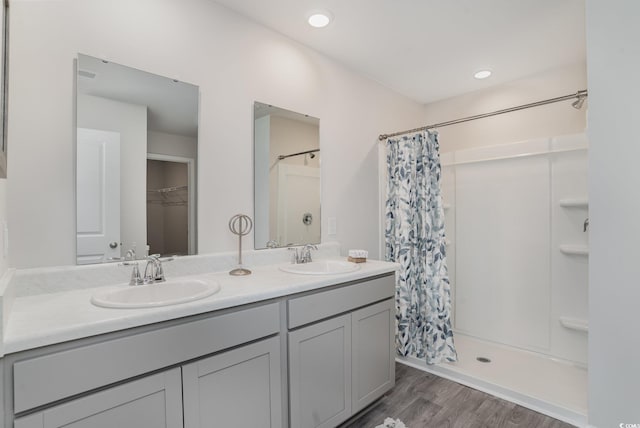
[380,133,588,424]
[441,133,588,365]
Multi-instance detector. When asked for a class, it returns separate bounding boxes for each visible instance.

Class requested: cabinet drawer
[288,274,394,329]
[14,368,183,428]
[14,302,280,414]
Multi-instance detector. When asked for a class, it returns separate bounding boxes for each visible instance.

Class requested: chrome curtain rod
[378,90,588,141]
[278,148,320,160]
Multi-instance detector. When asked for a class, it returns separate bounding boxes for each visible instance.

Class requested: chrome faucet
[143,254,175,284]
[288,244,318,264]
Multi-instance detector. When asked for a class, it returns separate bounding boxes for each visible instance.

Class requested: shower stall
[391,133,588,426]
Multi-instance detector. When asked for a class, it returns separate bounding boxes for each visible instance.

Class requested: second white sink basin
[279,260,361,275]
[91,278,221,309]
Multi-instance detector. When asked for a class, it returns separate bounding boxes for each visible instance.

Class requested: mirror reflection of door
[76,128,121,264]
[146,155,195,257]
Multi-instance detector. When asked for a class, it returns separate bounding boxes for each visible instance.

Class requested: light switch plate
[328,217,337,235]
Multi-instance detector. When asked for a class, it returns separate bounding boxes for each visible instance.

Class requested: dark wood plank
[340,363,575,428]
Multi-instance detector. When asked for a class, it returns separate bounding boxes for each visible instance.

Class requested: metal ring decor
[229,214,253,237]
[228,214,253,276]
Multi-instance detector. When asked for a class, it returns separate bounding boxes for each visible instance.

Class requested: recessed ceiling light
[474,70,492,80]
[308,11,332,28]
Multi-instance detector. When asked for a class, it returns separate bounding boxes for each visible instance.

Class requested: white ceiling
[213,0,586,104]
[77,54,199,138]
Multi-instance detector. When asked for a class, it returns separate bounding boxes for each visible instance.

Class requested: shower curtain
[385,130,457,364]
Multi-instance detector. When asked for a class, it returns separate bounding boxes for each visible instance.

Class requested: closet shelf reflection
[559,198,588,208]
[559,245,589,256]
[147,185,188,207]
[148,185,188,194]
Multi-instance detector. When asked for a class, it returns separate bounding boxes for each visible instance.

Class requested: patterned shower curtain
[385,130,457,364]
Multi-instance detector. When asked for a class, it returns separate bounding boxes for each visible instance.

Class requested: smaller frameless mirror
[253,102,320,249]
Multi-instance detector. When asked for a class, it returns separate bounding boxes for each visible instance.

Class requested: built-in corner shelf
[559,198,589,209]
[560,317,589,333]
[559,245,589,256]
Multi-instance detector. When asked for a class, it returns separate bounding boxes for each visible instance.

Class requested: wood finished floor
[341,363,575,428]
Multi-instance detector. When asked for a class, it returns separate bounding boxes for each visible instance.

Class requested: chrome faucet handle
[301,244,318,263]
[119,261,143,286]
[287,247,300,264]
[266,240,279,249]
[154,255,175,282]
[154,261,166,283]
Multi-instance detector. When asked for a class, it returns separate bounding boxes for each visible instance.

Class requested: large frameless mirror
[76,54,198,264]
[0,1,8,178]
[253,102,320,249]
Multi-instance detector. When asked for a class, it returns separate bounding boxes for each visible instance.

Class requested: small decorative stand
[229,214,253,276]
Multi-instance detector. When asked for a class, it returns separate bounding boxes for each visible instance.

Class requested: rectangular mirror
[0,0,7,178]
[76,54,198,264]
[253,102,320,249]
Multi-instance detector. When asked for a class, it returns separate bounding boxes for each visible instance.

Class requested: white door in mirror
[91,278,221,309]
[76,128,121,265]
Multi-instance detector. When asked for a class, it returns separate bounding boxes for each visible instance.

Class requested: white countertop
[4,259,398,355]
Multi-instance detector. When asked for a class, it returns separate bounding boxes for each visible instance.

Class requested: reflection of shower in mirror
[254,102,321,249]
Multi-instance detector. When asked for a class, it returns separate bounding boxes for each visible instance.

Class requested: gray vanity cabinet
[287,274,396,428]
[14,368,183,428]
[182,336,282,428]
[6,272,396,428]
[351,299,395,414]
[288,314,352,428]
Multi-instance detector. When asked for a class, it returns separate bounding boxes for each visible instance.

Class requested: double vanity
[0,244,398,428]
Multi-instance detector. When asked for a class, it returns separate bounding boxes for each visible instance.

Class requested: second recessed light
[308,11,332,28]
[474,70,492,80]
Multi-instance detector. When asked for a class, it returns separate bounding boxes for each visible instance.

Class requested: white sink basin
[91,278,221,309]
[279,260,361,275]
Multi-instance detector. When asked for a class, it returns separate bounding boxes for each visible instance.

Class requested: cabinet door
[288,314,352,428]
[182,336,282,428]
[14,368,183,428]
[351,299,395,413]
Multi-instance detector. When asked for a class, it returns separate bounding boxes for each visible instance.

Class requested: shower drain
[476,357,492,363]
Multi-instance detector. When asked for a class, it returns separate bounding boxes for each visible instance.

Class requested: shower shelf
[559,198,588,208]
[559,245,589,256]
[560,317,588,333]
